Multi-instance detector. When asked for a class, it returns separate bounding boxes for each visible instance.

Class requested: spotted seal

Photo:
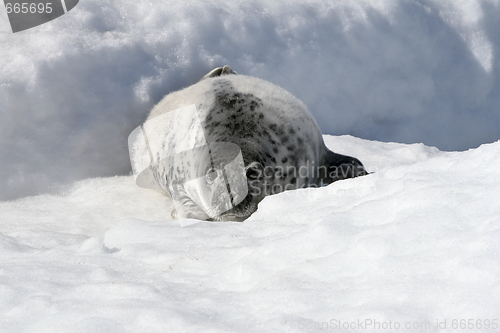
[129,66,367,221]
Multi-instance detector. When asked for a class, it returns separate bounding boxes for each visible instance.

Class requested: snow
[1,0,500,200]
[1,0,500,330]
[1,136,499,332]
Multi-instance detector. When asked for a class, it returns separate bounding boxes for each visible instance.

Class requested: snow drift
[0,136,499,332]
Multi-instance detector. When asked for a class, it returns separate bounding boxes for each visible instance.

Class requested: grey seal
[129,66,367,221]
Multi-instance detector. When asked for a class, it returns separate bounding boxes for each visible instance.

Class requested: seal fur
[143,66,367,221]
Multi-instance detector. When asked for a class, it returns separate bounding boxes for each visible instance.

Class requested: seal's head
[165,141,252,221]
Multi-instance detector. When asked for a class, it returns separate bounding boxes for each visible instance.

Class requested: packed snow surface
[1,136,499,332]
[1,0,500,200]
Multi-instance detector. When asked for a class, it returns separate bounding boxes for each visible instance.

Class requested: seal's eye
[206,168,219,184]
[246,167,260,180]
[245,162,263,181]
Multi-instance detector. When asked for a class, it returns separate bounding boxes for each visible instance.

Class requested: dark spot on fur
[205,80,264,140]
[282,157,288,163]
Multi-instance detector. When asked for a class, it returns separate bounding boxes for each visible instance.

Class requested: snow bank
[1,136,499,332]
[1,0,500,201]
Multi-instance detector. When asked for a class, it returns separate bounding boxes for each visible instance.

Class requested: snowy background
[1,0,500,331]
[1,0,500,200]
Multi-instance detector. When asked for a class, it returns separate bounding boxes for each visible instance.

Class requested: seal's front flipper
[202,65,237,80]
[320,150,367,184]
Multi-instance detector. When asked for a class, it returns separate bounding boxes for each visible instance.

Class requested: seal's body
[141,66,366,221]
